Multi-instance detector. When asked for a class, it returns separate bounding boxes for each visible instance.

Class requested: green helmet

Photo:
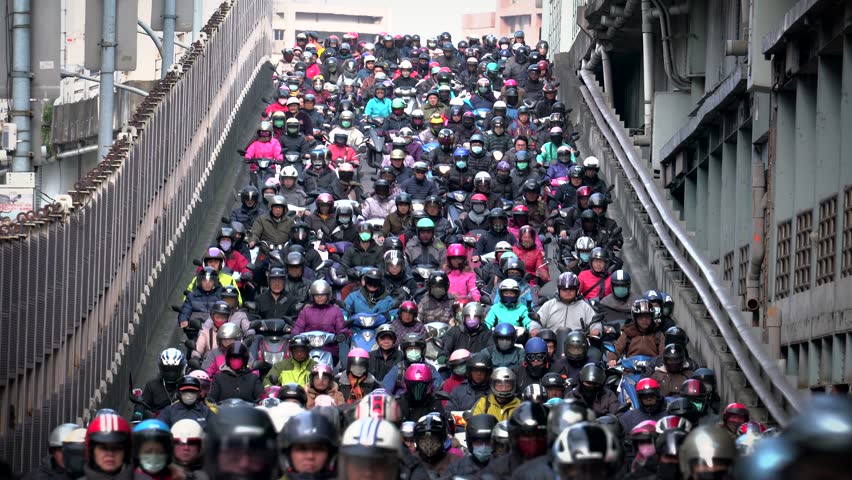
[416,218,435,230]
[392,98,406,109]
[486,62,499,73]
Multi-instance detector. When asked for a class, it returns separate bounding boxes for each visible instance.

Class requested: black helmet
[414,413,448,460]
[579,363,606,388]
[225,341,250,362]
[278,383,308,406]
[204,406,277,479]
[540,372,567,390]
[590,247,609,262]
[289,221,311,245]
[666,397,699,424]
[289,335,310,350]
[547,399,596,444]
[466,414,498,447]
[692,368,718,394]
[508,402,548,459]
[395,192,412,206]
[210,301,231,317]
[580,208,597,223]
[502,257,525,276]
[536,328,557,344]
[664,326,689,346]
[467,351,493,388]
[267,267,287,280]
[363,267,384,290]
[589,192,607,209]
[279,411,338,472]
[662,343,686,372]
[240,185,260,205]
[177,375,202,392]
[564,331,589,362]
[399,332,426,352]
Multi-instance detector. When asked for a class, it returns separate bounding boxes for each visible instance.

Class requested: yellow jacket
[185,271,242,303]
[471,394,521,422]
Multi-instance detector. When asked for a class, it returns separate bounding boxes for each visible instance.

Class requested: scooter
[424,322,450,376]
[300,330,346,371]
[613,355,655,409]
[245,157,278,190]
[349,313,389,352]
[248,318,293,379]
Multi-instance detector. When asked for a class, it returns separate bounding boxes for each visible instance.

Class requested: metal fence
[0,0,271,471]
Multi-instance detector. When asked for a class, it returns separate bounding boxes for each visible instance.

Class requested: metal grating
[723,251,734,282]
[843,186,852,277]
[816,195,837,285]
[794,210,813,293]
[775,220,792,299]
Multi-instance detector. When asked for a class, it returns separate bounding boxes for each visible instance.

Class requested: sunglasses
[525,352,547,363]
[174,439,203,447]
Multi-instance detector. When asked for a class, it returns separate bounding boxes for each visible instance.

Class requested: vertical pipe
[97,0,117,161]
[641,0,654,132]
[746,154,766,311]
[193,0,202,41]
[162,0,176,78]
[600,46,613,106]
[11,0,32,172]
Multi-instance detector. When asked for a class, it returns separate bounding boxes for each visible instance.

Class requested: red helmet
[399,300,418,317]
[722,403,749,422]
[511,204,529,217]
[629,420,657,442]
[504,79,518,88]
[86,413,131,465]
[537,60,548,72]
[636,378,661,397]
[356,393,402,424]
[576,186,592,198]
[656,415,692,433]
[447,243,466,258]
[471,193,488,203]
[261,385,282,400]
[738,421,766,435]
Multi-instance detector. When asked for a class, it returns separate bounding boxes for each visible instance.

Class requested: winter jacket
[328,126,365,147]
[230,205,266,229]
[336,373,379,404]
[328,180,364,203]
[445,168,475,193]
[255,290,301,320]
[491,175,516,201]
[327,143,359,164]
[467,151,494,174]
[264,357,317,387]
[244,139,283,161]
[650,365,695,397]
[208,367,263,403]
[473,230,517,257]
[381,361,443,393]
[409,453,461,480]
[422,102,448,120]
[382,113,411,132]
[344,288,396,318]
[483,131,512,153]
[368,348,403,382]
[512,245,549,282]
[471,394,521,421]
[158,400,212,428]
[469,93,496,111]
[24,456,67,480]
[416,295,455,325]
[440,324,493,359]
[585,174,609,195]
[388,319,427,346]
[618,403,668,434]
[503,58,530,83]
[447,269,480,301]
[547,162,573,180]
[291,304,348,355]
[609,321,665,362]
[536,141,562,166]
[405,237,447,267]
[82,464,134,480]
[179,287,223,325]
[397,394,445,423]
[362,195,396,220]
[303,167,338,194]
[305,382,346,408]
[249,213,295,245]
[340,242,383,270]
[399,176,440,200]
[484,302,531,329]
[382,210,411,236]
[598,292,643,323]
[444,380,491,413]
[483,345,525,370]
[537,298,598,331]
[565,386,621,417]
[364,97,392,118]
[578,270,613,300]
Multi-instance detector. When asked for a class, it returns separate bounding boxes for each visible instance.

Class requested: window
[775,220,792,299]
[793,210,813,293]
[274,29,285,41]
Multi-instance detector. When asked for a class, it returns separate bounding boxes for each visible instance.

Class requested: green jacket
[264,357,317,387]
[536,141,561,166]
[484,302,531,329]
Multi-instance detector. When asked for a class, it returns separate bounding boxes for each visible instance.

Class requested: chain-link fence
[0,0,272,471]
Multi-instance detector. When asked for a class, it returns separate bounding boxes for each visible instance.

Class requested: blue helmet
[133,419,173,471]
[453,147,470,160]
[524,337,548,354]
[644,289,663,304]
[611,270,631,287]
[493,322,517,340]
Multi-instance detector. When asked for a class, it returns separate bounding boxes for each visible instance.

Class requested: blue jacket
[364,97,392,118]
[344,288,396,316]
[547,162,572,180]
[484,302,531,329]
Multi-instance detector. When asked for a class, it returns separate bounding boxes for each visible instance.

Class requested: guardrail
[577,69,803,425]
[0,0,271,471]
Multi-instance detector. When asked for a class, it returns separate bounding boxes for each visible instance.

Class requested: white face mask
[350,365,367,377]
[180,392,199,405]
[219,240,232,252]
[139,453,168,474]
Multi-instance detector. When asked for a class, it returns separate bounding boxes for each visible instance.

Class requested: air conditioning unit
[1,123,17,150]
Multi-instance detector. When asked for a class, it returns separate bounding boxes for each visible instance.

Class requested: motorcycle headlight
[258,160,270,168]
[359,315,375,327]
[308,336,324,348]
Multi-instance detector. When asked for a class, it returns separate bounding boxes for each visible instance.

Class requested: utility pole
[97,0,117,161]
[10,0,32,172]
[193,0,202,41]
[161,0,176,78]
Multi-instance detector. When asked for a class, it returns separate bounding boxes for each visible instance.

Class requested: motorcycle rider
[470,77,498,111]
[292,279,349,361]
[538,272,598,331]
[230,185,266,227]
[428,128,457,168]
[523,64,544,102]
[537,126,566,167]
[255,267,303,320]
[283,97,313,138]
[278,411,338,480]
[472,209,517,263]
[29,423,79,480]
[248,195,295,248]
[484,279,533,329]
[169,420,204,479]
[344,268,396,318]
[192,302,248,363]
[305,363,345,407]
[554,331,601,383]
[381,333,442,393]
[369,325,404,381]
[565,363,620,416]
[446,147,475,192]
[179,267,222,331]
[419,112,445,144]
[278,166,310,207]
[618,380,669,436]
[484,116,512,154]
[304,193,336,238]
[397,364,444,423]
[582,156,608,194]
[337,348,379,404]
[471,367,521,421]
[388,148,414,182]
[341,222,383,270]
[483,322,525,369]
[382,191,413,236]
[650,344,694,397]
[203,404,278,479]
[208,342,263,403]
[405,218,447,267]
[327,132,359,166]
[328,110,364,147]
[389,299,427,340]
[444,414,499,476]
[608,299,666,368]
[417,271,456,325]
[467,134,493,173]
[329,204,358,243]
[157,376,211,428]
[491,161,516,201]
[516,337,552,391]
[328,162,363,202]
[422,89,448,120]
[265,335,317,387]
[400,162,440,200]
[409,413,461,478]
[578,247,614,300]
[460,193,491,232]
[303,147,337,193]
[445,352,493,413]
[82,413,133,480]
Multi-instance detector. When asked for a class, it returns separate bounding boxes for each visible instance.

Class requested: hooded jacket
[208,366,263,403]
[537,297,598,331]
[303,166,338,194]
[471,393,521,421]
[362,194,396,220]
[158,399,212,428]
[608,322,665,362]
[291,304,349,355]
[439,323,493,359]
[305,381,346,408]
[447,269,480,301]
[405,236,447,267]
[344,287,396,317]
[484,302,531,329]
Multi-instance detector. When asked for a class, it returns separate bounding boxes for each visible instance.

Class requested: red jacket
[264,102,288,118]
[512,244,550,282]
[327,144,359,166]
[578,270,612,300]
[306,64,322,79]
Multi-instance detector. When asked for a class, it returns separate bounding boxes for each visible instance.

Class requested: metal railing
[0,0,271,471]
[577,69,803,426]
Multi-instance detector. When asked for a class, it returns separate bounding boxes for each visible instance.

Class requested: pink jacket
[245,139,283,161]
[447,269,480,301]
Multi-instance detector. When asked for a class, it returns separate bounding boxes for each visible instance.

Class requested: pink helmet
[316,192,334,205]
[348,348,370,360]
[404,363,433,401]
[505,79,518,88]
[310,363,334,381]
[447,243,466,258]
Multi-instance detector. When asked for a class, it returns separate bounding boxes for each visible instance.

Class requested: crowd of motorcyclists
[17,29,850,480]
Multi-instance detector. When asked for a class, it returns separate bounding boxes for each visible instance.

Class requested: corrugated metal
[0,0,273,471]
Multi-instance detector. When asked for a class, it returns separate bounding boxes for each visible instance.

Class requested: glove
[334,332,349,344]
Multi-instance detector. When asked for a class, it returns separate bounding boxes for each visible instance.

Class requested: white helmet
[495,241,513,254]
[584,156,600,169]
[450,97,465,107]
[553,422,621,470]
[341,418,403,459]
[493,101,507,109]
[474,171,492,184]
[63,427,86,445]
[260,402,305,432]
[49,423,81,448]
[356,393,402,424]
[498,278,521,294]
[575,236,596,252]
[399,60,413,69]
[281,165,298,178]
[171,419,205,442]
[375,72,388,81]
[160,348,184,366]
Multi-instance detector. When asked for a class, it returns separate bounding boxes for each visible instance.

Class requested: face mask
[339,215,351,225]
[350,365,367,377]
[501,295,517,306]
[579,252,591,263]
[613,286,629,298]
[273,120,285,129]
[456,161,467,169]
[406,349,423,362]
[180,391,199,405]
[213,317,227,328]
[638,443,656,458]
[452,365,467,376]
[472,204,486,214]
[517,161,528,170]
[492,222,506,233]
[464,317,480,330]
[417,436,443,459]
[139,453,168,474]
[359,232,372,242]
[471,145,483,155]
[521,240,535,249]
[496,338,514,351]
[219,240,232,252]
[228,358,245,370]
[472,445,493,463]
[341,120,352,128]
[653,306,662,317]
